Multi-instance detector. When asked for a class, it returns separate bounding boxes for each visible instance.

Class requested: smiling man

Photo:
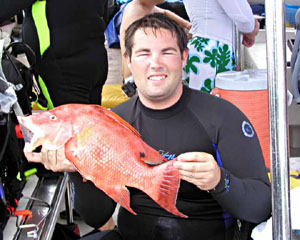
[125,26,187,109]
[119,0,191,82]
[24,13,271,240]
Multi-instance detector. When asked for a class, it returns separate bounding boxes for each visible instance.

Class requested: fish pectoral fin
[108,186,136,216]
[139,153,160,165]
[138,142,167,165]
[140,152,159,165]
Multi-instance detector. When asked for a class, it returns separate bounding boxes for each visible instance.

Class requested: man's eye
[137,53,149,57]
[164,51,175,55]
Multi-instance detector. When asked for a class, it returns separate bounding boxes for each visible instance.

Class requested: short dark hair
[124,13,188,58]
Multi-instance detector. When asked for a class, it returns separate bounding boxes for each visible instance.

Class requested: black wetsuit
[0,0,108,106]
[70,86,271,239]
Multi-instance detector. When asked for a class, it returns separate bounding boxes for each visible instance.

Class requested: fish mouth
[17,116,45,152]
[19,123,34,144]
[18,115,73,152]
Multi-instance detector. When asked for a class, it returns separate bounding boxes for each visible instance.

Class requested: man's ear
[182,49,188,67]
[125,53,131,70]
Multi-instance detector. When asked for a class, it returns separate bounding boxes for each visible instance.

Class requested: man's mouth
[148,75,167,81]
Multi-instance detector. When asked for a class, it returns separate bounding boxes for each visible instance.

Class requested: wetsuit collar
[137,84,189,118]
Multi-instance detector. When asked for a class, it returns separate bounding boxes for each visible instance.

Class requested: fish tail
[148,160,188,218]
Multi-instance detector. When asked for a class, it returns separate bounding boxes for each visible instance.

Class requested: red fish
[18,104,187,218]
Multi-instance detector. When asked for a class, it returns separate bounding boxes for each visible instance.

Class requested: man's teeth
[149,75,165,80]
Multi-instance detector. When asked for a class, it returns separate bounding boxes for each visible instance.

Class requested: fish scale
[18,104,187,218]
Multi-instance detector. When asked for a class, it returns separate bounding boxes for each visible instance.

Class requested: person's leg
[69,172,116,229]
[184,36,218,93]
[39,40,108,106]
[89,44,108,105]
[80,229,122,240]
[184,37,234,93]
[117,207,228,240]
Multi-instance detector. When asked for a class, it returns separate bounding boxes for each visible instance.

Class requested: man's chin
[146,92,168,101]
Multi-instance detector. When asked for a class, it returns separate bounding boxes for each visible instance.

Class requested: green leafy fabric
[184,37,235,93]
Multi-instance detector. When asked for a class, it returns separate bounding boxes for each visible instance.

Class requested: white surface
[290,157,300,171]
[243,29,295,70]
[215,69,267,90]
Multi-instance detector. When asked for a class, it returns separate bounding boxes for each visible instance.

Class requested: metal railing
[234,1,292,237]
[265,0,291,239]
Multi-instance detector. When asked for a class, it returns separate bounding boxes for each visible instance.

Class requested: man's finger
[47,150,57,165]
[177,152,211,162]
[24,151,43,163]
[177,168,208,179]
[174,161,209,172]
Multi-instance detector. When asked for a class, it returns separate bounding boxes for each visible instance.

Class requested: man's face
[126,28,187,109]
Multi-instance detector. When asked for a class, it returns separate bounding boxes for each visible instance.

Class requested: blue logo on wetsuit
[159,150,176,161]
[242,121,254,138]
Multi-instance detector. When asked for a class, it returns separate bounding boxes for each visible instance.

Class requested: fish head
[17,104,79,152]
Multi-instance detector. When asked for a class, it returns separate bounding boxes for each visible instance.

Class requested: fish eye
[49,115,57,121]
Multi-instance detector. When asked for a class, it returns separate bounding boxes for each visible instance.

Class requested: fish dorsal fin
[92,105,166,165]
[93,105,141,137]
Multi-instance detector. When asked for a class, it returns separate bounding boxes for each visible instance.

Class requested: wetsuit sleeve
[69,172,116,228]
[209,103,271,223]
[0,0,33,24]
[217,0,255,33]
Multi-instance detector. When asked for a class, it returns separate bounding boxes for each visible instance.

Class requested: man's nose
[149,54,162,69]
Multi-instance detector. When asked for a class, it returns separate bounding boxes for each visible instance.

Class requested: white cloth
[183,0,255,45]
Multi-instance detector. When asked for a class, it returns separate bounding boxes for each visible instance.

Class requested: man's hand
[242,18,260,48]
[174,152,221,191]
[24,146,76,172]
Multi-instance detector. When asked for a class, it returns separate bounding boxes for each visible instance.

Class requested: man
[25,13,271,240]
[119,0,191,94]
